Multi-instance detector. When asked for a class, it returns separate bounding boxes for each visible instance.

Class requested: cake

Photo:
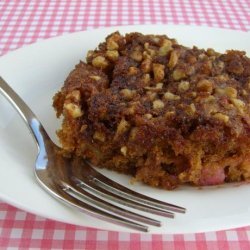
[53,31,250,190]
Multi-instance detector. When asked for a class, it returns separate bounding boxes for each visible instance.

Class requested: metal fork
[0,77,186,232]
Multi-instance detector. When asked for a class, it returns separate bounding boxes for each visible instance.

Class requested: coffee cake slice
[53,32,250,190]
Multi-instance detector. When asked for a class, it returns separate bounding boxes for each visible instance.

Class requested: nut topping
[153,63,165,82]
[92,56,108,68]
[153,99,165,110]
[164,92,180,101]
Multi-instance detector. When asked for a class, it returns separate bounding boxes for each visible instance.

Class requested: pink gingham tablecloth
[0,0,250,249]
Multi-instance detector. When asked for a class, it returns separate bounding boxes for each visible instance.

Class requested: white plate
[0,25,250,234]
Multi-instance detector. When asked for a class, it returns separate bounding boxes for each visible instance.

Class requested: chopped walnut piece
[115,118,130,137]
[198,53,206,60]
[164,92,180,101]
[231,98,245,113]
[144,113,153,119]
[158,39,172,56]
[153,63,165,82]
[106,39,119,50]
[142,73,151,84]
[146,91,157,101]
[141,58,152,73]
[128,66,139,75]
[144,82,163,90]
[185,103,196,115]
[106,50,119,61]
[130,50,143,62]
[168,50,179,69]
[144,42,149,49]
[126,101,139,115]
[153,99,164,110]
[178,81,190,92]
[120,89,136,100]
[207,48,217,56]
[215,87,237,98]
[129,127,138,140]
[127,106,136,115]
[204,95,216,103]
[216,74,228,82]
[172,69,186,81]
[89,75,101,81]
[66,90,81,101]
[242,89,248,96]
[197,79,213,93]
[120,146,127,156]
[80,124,87,133]
[165,111,175,118]
[190,92,197,98]
[152,36,160,44]
[64,103,83,118]
[142,51,151,59]
[92,56,109,68]
[144,44,156,57]
[156,82,163,89]
[225,87,237,98]
[86,50,94,59]
[93,131,106,142]
[106,33,121,50]
[213,113,229,123]
[190,103,196,113]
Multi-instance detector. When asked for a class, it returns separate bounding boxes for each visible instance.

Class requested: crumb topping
[53,31,250,189]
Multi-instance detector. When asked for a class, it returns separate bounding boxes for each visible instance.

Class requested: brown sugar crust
[53,32,250,190]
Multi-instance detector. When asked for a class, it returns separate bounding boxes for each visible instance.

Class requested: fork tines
[61,161,186,232]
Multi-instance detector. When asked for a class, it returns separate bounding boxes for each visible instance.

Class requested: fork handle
[0,77,49,150]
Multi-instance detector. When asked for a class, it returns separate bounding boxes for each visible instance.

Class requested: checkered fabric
[1,204,250,250]
[0,0,250,249]
[0,0,249,56]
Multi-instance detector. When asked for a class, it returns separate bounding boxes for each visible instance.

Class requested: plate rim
[0,24,250,234]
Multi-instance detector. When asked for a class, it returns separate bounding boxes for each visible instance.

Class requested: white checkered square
[32,229,44,239]
[14,211,26,220]
[10,229,22,238]
[53,229,65,240]
[226,231,239,241]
